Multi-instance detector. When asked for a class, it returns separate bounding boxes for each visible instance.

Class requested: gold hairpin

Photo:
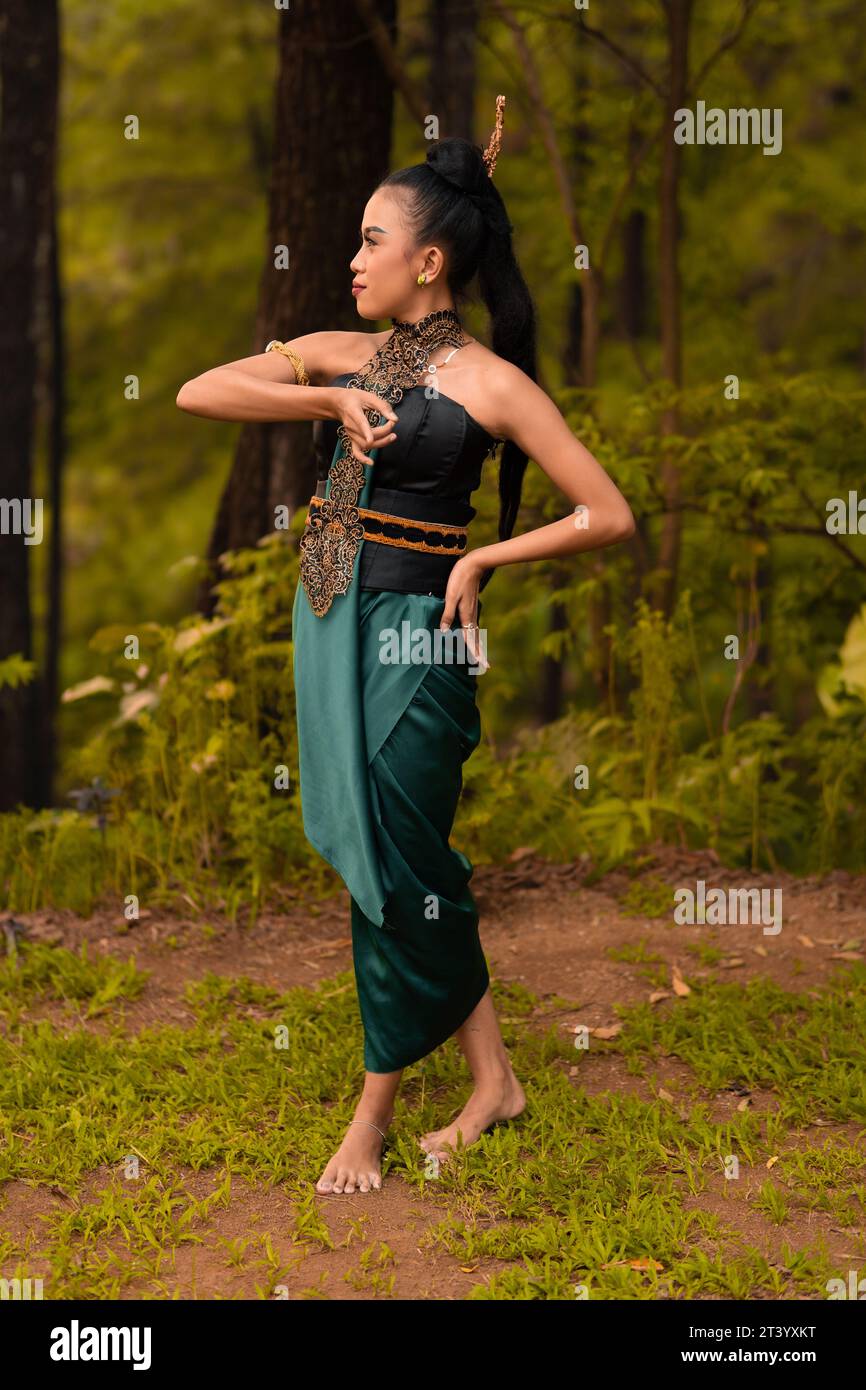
[482,94,506,177]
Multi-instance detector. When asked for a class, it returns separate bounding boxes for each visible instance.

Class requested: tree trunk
[200,0,397,614]
[0,0,60,811]
[655,0,692,617]
[618,59,650,703]
[428,0,478,140]
[571,26,608,708]
[35,179,65,806]
[747,523,774,718]
[620,207,647,339]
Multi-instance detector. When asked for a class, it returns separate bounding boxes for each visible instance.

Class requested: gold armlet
[265,339,310,386]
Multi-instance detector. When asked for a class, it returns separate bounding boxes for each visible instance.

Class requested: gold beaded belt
[306,492,469,557]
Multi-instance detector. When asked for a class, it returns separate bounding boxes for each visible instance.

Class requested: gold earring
[417,272,426,286]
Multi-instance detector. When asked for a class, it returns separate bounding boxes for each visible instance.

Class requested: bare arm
[472,366,636,570]
[175,329,399,462]
[439,366,636,639]
[177,369,338,424]
[175,331,339,423]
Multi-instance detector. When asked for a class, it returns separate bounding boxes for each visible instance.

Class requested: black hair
[378,136,537,591]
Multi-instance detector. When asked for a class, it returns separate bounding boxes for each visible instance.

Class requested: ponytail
[378,137,537,588]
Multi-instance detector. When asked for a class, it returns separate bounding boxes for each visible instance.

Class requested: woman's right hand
[330,387,399,466]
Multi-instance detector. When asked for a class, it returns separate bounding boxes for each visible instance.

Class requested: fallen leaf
[657,1088,675,1103]
[601,1257,664,1272]
[305,938,353,955]
[649,991,671,1004]
[766,1155,779,1169]
[753,945,768,957]
[796,934,815,948]
[736,1097,750,1112]
[589,1024,622,1040]
[830,951,863,961]
[671,967,691,997]
[719,957,745,968]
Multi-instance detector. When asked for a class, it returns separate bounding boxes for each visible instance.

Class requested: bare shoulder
[192,329,383,387]
[279,329,386,387]
[483,352,538,401]
[465,347,547,437]
[327,329,391,382]
[481,353,584,464]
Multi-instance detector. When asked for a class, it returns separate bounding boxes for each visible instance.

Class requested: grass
[0,942,864,1299]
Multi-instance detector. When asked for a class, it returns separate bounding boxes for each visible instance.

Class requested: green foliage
[53,0,277,713]
[7,3,866,907]
[0,941,147,1022]
[617,879,674,920]
[818,601,866,715]
[5,453,866,911]
[1,534,337,916]
[2,945,863,1298]
[1,809,116,917]
[0,655,37,690]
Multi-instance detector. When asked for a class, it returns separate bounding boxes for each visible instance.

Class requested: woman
[177,98,635,1196]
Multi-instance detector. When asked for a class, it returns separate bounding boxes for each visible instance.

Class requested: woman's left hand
[438,553,491,672]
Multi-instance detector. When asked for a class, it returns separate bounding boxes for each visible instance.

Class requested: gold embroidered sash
[306,494,469,556]
[299,308,468,617]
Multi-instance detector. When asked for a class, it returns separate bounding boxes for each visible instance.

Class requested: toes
[317,1140,385,1197]
[316,1162,338,1193]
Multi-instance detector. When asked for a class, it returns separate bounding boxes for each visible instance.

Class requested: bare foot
[419,1067,525,1163]
[316,1116,391,1195]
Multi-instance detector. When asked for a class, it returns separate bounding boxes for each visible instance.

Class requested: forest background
[2,0,865,917]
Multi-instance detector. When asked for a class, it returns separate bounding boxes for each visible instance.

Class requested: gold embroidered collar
[299,308,469,617]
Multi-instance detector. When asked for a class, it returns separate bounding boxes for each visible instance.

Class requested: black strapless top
[314,371,500,596]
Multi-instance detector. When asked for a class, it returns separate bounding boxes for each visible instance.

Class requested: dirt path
[2,845,865,1299]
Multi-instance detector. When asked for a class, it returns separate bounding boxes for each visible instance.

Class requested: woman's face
[349,189,444,321]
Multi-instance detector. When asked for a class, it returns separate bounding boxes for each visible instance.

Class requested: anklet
[348,1120,386,1140]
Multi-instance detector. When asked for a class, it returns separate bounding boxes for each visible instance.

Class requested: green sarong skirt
[292,454,490,1073]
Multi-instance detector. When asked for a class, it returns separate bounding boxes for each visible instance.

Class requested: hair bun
[426,138,488,201]
[424,137,513,238]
